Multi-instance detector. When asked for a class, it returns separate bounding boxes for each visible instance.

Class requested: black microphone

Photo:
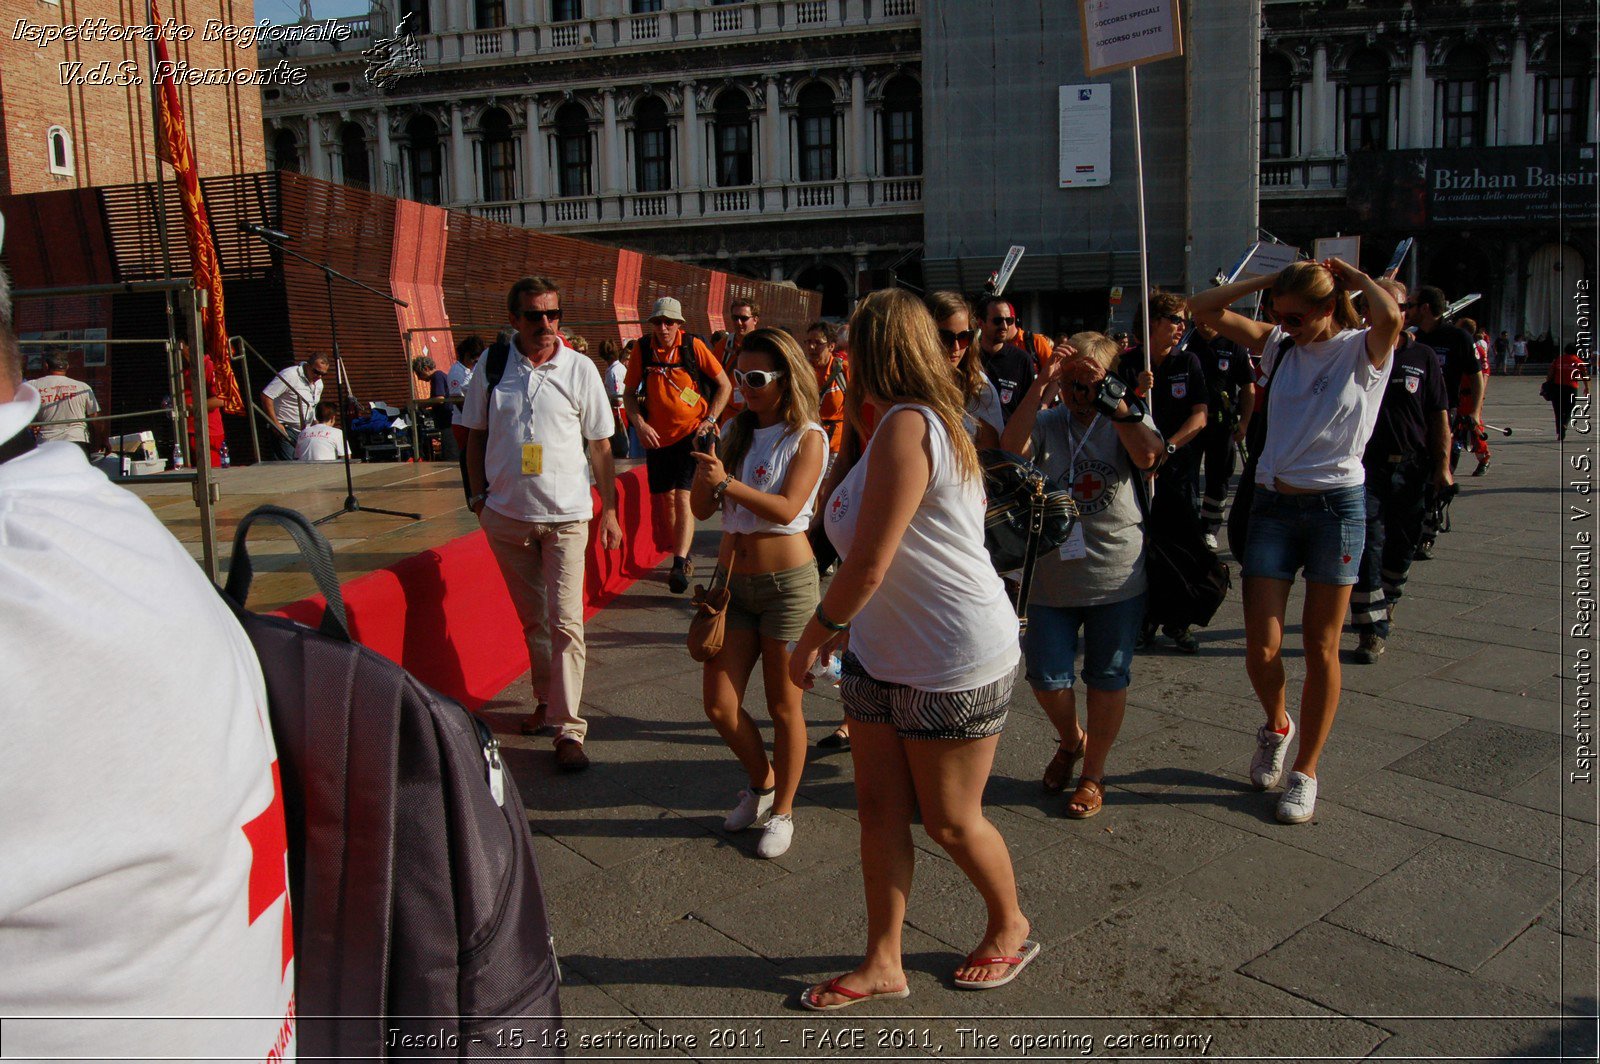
[240,221,293,242]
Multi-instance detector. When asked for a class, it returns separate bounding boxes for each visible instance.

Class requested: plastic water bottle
[787,641,842,686]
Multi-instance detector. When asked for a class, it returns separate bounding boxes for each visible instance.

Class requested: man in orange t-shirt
[623,296,732,592]
[804,320,848,468]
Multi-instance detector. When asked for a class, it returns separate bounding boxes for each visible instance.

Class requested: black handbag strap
[224,504,350,640]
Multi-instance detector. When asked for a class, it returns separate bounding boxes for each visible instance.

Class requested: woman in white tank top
[789,290,1036,1010]
[689,329,827,860]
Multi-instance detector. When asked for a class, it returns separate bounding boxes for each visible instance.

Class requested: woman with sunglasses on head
[690,328,827,860]
[1000,333,1164,818]
[791,289,1034,1009]
[1190,259,1401,825]
[926,291,1004,449]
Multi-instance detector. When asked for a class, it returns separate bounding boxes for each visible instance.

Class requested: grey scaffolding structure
[11,279,223,583]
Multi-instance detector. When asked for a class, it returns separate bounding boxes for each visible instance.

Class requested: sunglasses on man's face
[732,314,753,323]
[989,316,1017,327]
[520,308,562,322]
[939,328,975,349]
[732,368,785,389]
[1160,314,1189,327]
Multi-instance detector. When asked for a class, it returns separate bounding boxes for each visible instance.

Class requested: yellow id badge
[521,442,544,475]
[679,385,702,407]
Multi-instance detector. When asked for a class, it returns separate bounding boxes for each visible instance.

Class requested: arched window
[633,96,671,192]
[555,102,591,197]
[1261,53,1294,159]
[1441,45,1490,148]
[406,114,442,204]
[480,107,516,201]
[47,126,72,175]
[1345,48,1390,151]
[1540,39,1593,144]
[714,88,753,187]
[271,128,299,173]
[881,75,921,177]
[797,82,837,182]
[339,121,370,189]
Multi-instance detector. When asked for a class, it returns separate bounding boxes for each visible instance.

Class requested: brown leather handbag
[687,537,738,662]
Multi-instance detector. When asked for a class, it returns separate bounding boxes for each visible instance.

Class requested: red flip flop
[800,975,911,1011]
[953,939,1042,990]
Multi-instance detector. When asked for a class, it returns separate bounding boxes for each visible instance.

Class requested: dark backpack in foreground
[222,505,563,1059]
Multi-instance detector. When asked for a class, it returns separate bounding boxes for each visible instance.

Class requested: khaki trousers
[479,506,589,745]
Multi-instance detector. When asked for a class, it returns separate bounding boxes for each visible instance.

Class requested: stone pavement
[480,378,1595,1061]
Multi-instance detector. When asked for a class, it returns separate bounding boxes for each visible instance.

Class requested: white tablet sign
[1314,235,1362,266]
[1079,0,1184,77]
[1234,241,1301,280]
[1059,84,1113,187]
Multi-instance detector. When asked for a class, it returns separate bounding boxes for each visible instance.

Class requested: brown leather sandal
[1042,734,1087,794]
[1064,777,1104,820]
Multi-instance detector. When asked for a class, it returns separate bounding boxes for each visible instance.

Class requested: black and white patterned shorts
[840,653,1014,741]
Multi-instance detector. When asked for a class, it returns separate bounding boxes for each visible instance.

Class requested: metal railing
[11,280,221,581]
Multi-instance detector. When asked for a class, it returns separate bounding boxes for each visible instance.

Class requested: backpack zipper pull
[484,737,506,807]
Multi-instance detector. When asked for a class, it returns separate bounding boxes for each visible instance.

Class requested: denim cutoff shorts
[1023,592,1146,693]
[1241,483,1366,586]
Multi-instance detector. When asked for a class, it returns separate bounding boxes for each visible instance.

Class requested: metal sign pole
[1131,65,1154,377]
[185,287,219,583]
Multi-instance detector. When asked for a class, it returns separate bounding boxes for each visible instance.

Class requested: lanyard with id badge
[1058,413,1101,561]
[520,364,556,476]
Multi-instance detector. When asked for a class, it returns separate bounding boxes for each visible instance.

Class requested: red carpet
[276,466,669,708]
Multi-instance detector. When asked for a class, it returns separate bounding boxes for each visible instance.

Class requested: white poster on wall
[1059,84,1112,188]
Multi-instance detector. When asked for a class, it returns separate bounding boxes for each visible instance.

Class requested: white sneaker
[756,813,794,858]
[724,788,773,831]
[1250,718,1295,791]
[1204,532,1219,551]
[1277,771,1318,824]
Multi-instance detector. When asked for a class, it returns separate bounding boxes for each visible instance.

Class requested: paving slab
[1388,718,1561,798]
[1324,837,1564,971]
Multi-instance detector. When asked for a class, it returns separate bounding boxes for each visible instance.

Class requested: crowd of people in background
[9,249,1594,1015]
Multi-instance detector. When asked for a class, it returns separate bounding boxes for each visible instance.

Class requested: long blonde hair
[719,327,821,477]
[846,289,980,481]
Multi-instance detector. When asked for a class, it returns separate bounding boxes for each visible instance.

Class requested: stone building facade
[262,0,924,317]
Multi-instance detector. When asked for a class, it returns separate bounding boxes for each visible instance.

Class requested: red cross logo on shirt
[242,760,295,979]
[1072,472,1104,500]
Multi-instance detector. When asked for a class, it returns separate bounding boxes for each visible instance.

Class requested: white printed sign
[1314,235,1362,265]
[1232,241,1301,281]
[1079,0,1184,77]
[992,245,1026,296]
[1059,84,1112,187]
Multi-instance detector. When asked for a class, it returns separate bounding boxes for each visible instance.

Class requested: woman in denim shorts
[999,333,1164,818]
[1191,260,1403,825]
[689,329,828,860]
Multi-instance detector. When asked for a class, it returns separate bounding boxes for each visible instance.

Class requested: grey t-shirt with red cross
[1027,405,1155,608]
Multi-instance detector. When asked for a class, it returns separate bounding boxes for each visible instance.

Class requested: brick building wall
[0,0,266,196]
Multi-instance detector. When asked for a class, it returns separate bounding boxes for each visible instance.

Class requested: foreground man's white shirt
[0,382,296,1062]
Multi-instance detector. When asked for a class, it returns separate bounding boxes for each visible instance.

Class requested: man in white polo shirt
[261,351,330,460]
[462,275,622,771]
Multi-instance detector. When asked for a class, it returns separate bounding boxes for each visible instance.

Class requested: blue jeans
[1241,484,1366,586]
[1023,592,1146,692]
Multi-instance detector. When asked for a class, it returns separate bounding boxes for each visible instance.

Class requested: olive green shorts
[725,563,821,642]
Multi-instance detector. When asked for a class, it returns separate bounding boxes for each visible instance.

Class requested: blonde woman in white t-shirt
[790,289,1034,1009]
[689,328,826,860]
[1191,259,1402,826]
